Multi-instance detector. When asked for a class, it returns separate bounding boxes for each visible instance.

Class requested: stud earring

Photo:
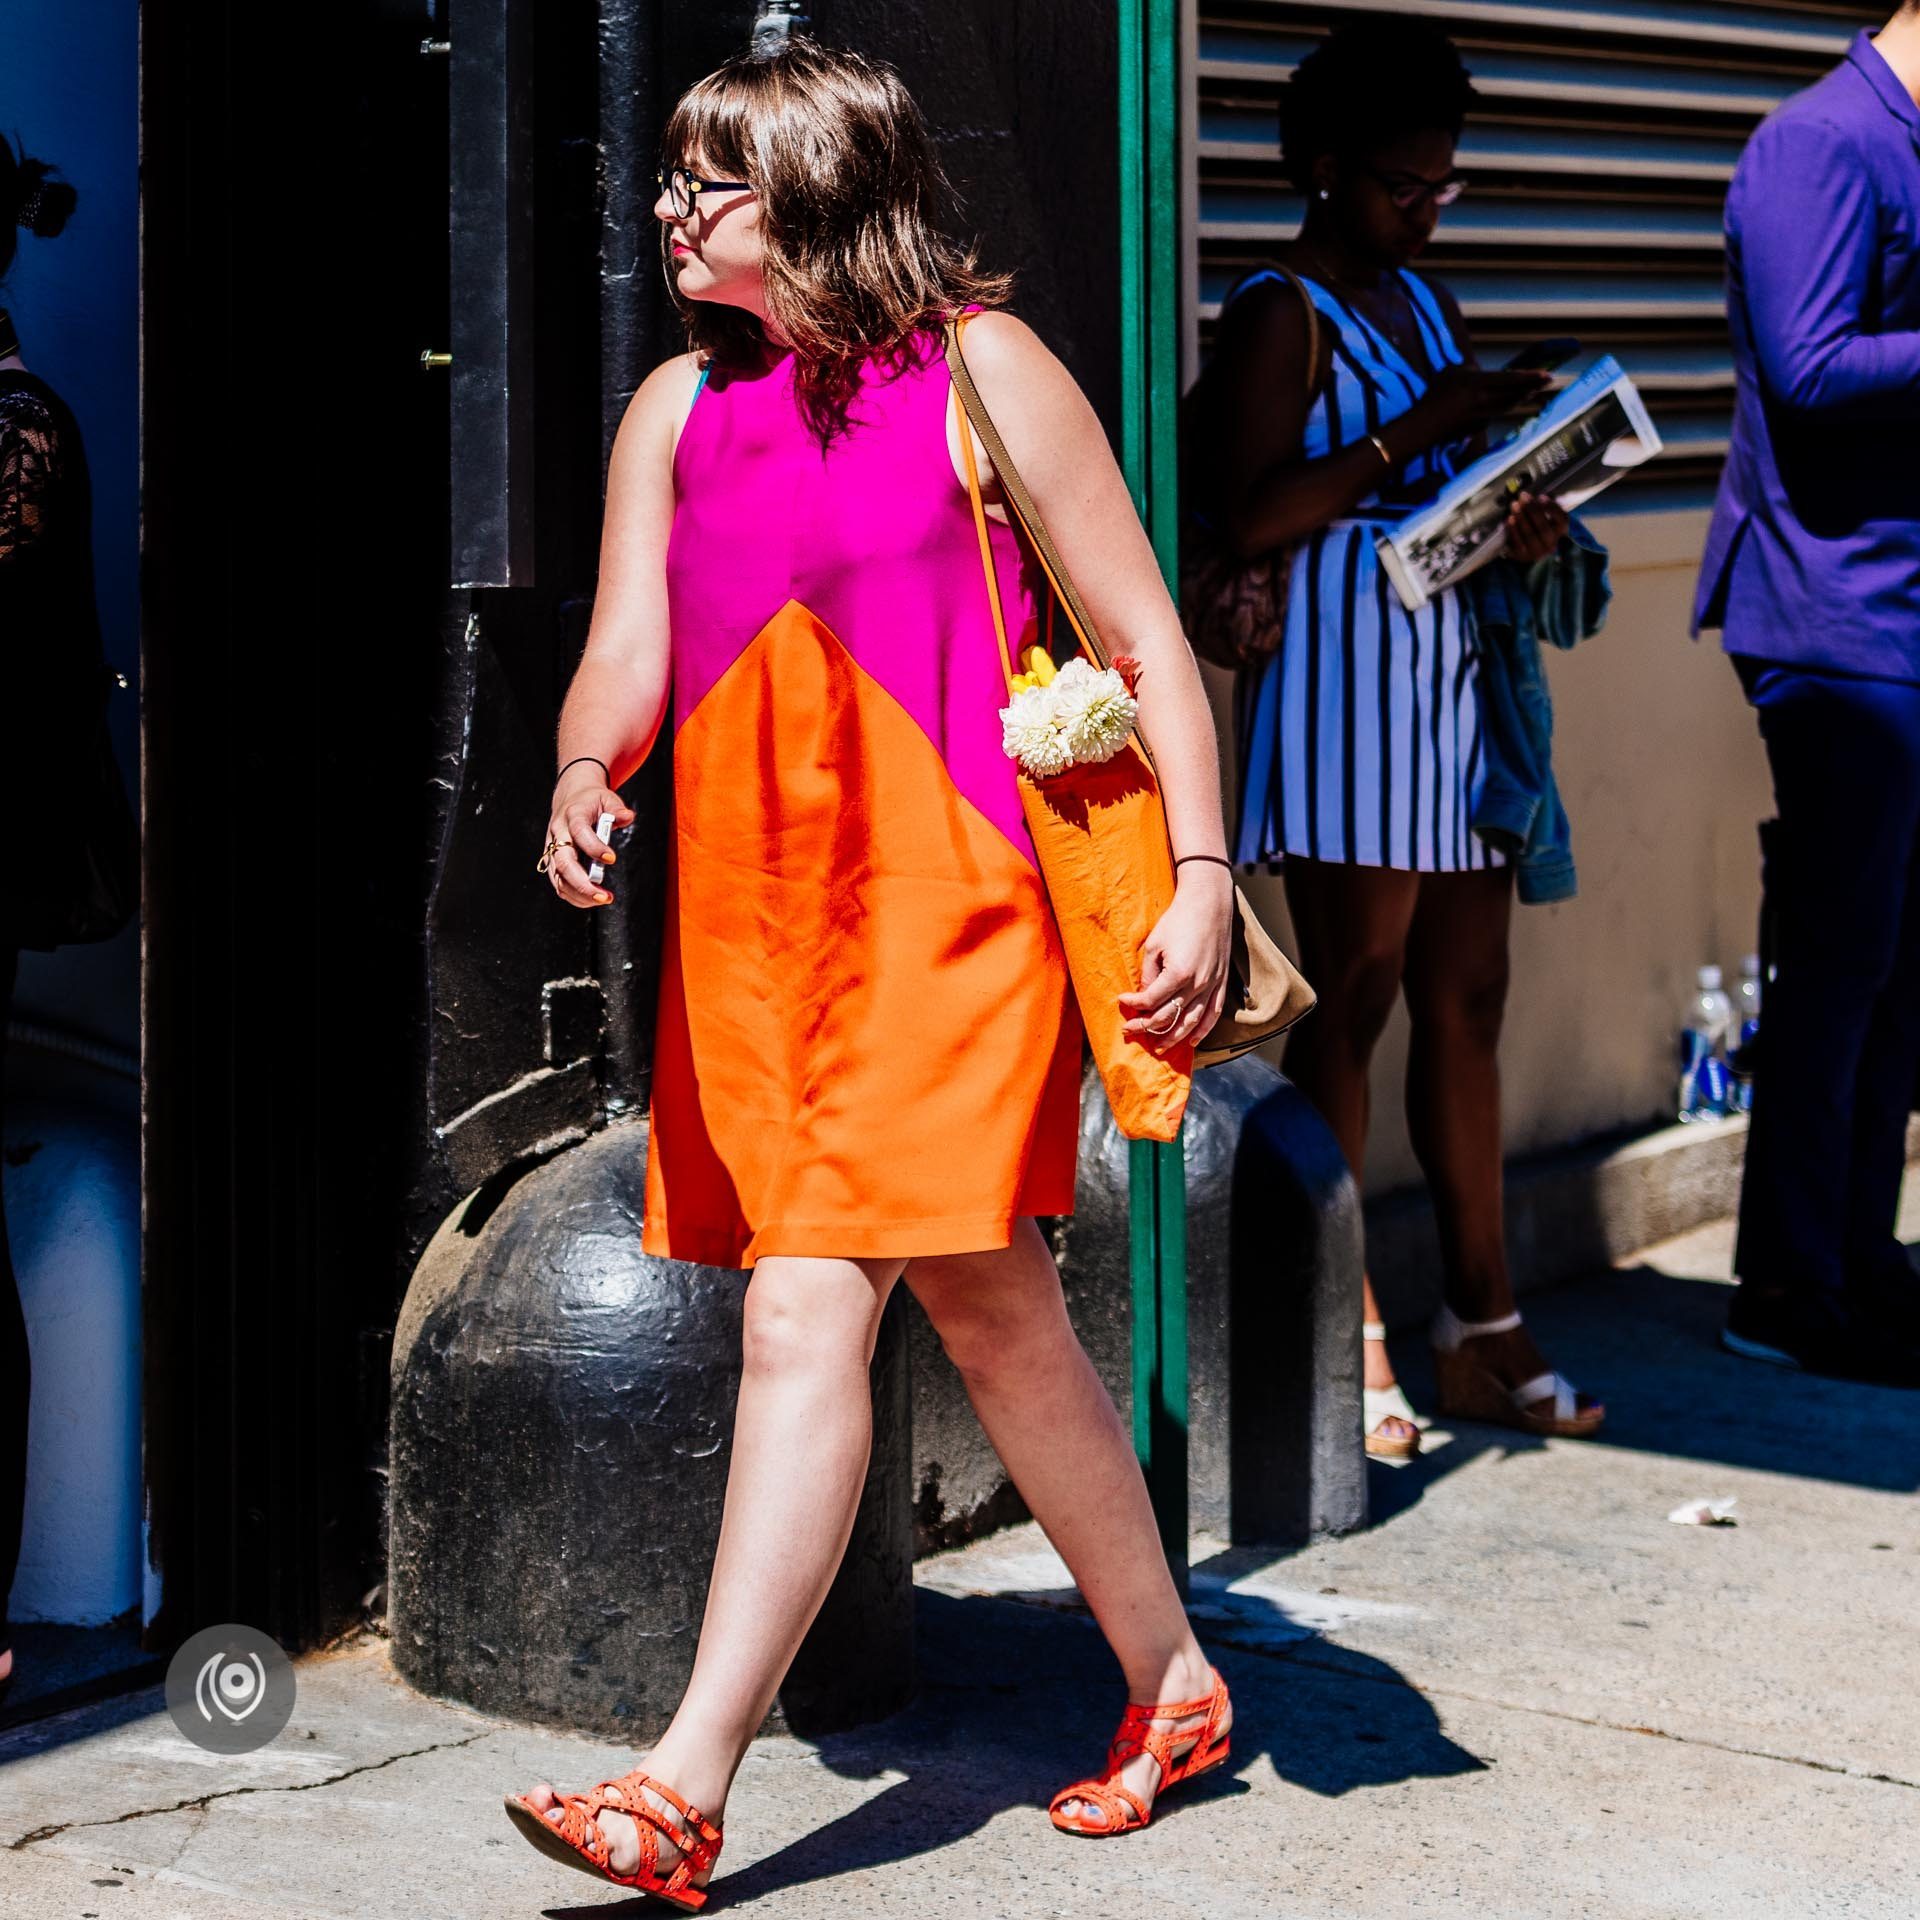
[1318,188,1330,201]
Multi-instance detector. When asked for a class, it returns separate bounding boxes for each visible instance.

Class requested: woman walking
[502,40,1236,1904]
[1191,17,1603,1459]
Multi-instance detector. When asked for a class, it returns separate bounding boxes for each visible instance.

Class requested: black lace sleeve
[0,389,62,567]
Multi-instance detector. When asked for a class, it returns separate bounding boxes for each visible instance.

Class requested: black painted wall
[142,0,456,1657]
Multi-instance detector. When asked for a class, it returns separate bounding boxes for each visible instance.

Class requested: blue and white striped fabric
[1229,268,1503,874]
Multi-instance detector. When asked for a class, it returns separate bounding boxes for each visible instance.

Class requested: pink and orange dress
[639,326,1083,1269]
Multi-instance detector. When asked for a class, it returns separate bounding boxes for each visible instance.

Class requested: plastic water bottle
[1678,964,1734,1122]
[1729,954,1762,1113]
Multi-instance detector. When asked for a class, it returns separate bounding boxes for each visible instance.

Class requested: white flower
[1000,683,1072,777]
[1048,659,1138,765]
[998,657,1139,777]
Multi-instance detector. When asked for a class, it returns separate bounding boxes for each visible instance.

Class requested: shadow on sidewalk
[1367,1262,1920,1530]
[711,1587,1482,1907]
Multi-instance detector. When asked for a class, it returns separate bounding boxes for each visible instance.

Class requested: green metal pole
[1118,0,1188,1596]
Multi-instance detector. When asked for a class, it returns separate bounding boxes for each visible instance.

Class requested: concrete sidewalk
[1,1210,1915,1919]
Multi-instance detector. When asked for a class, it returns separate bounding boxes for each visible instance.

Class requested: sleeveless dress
[1225,268,1505,875]
[640,329,1083,1270]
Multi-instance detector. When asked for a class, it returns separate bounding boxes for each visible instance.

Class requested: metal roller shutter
[1185,1,1874,510]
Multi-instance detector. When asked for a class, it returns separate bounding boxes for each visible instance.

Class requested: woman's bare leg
[1281,858,1423,1436]
[1280,860,1422,1173]
[515,1251,904,1876]
[1402,868,1513,1315]
[907,1221,1226,1827]
[1401,866,1582,1401]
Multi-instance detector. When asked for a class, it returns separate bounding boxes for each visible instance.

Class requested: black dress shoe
[1723,1285,1920,1387]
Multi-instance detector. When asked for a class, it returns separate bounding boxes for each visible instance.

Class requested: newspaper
[1374,355,1661,613]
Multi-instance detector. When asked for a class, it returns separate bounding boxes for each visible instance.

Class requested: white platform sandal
[1430,1304,1605,1438]
[1362,1321,1422,1463]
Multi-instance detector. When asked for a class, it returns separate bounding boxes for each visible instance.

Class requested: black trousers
[0,943,23,1654]
[1733,658,1920,1311]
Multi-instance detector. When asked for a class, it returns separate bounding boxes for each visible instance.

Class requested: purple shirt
[1693,31,1920,680]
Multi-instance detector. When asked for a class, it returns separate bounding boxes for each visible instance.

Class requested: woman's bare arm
[542,350,704,909]
[1212,277,1390,555]
[956,309,1231,1052]
[1214,278,1547,556]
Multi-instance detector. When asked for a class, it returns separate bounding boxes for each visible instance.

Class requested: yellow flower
[1021,645,1057,686]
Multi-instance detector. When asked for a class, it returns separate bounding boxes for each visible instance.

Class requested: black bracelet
[556,755,611,789]
[1174,854,1234,870]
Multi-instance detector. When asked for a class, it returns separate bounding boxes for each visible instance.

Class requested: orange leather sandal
[1049,1666,1232,1836]
[502,1766,722,1910]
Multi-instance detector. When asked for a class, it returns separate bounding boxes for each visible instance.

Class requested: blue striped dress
[1228,267,1503,874]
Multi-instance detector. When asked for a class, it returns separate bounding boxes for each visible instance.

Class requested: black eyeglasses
[656,166,754,218]
[1361,165,1468,212]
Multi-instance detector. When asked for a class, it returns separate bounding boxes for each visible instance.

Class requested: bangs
[661,72,756,180]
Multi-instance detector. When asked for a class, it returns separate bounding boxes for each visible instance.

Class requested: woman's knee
[1314,949,1406,1054]
[917,1254,1072,1387]
[1408,954,1511,1047]
[741,1261,889,1378]
[935,1302,1042,1386]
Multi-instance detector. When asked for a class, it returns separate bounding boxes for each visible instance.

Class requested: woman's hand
[1502,489,1568,563]
[540,773,637,909]
[1118,864,1235,1053]
[1403,363,1550,453]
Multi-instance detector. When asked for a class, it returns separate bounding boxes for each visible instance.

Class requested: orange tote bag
[948,323,1192,1144]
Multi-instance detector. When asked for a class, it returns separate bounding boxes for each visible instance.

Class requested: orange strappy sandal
[502,1766,723,1910]
[1048,1665,1232,1836]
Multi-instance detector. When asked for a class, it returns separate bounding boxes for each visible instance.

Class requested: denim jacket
[1469,516,1611,904]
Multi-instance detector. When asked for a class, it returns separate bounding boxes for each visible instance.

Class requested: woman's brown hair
[661,38,1011,442]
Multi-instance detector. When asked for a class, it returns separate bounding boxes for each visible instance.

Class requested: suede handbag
[945,316,1316,1144]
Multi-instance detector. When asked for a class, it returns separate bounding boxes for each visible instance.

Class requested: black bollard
[909,1055,1364,1553]
[1223,1069,1367,1546]
[388,1115,914,1739]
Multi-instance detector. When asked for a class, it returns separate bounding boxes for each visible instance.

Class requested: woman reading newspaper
[1188,17,1605,1457]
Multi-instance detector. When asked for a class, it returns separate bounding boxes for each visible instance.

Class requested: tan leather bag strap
[1265,263,1321,399]
[945,313,1114,676]
[945,311,1157,771]
[1220,260,1323,399]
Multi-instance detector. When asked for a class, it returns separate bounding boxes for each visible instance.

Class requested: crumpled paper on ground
[1667,1496,1739,1526]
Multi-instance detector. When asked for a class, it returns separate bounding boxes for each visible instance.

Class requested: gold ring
[1146,996,1183,1035]
[535,834,574,874]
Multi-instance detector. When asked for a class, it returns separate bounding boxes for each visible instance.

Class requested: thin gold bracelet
[1367,433,1395,468]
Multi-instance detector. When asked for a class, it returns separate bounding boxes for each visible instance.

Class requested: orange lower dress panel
[640,601,1082,1269]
